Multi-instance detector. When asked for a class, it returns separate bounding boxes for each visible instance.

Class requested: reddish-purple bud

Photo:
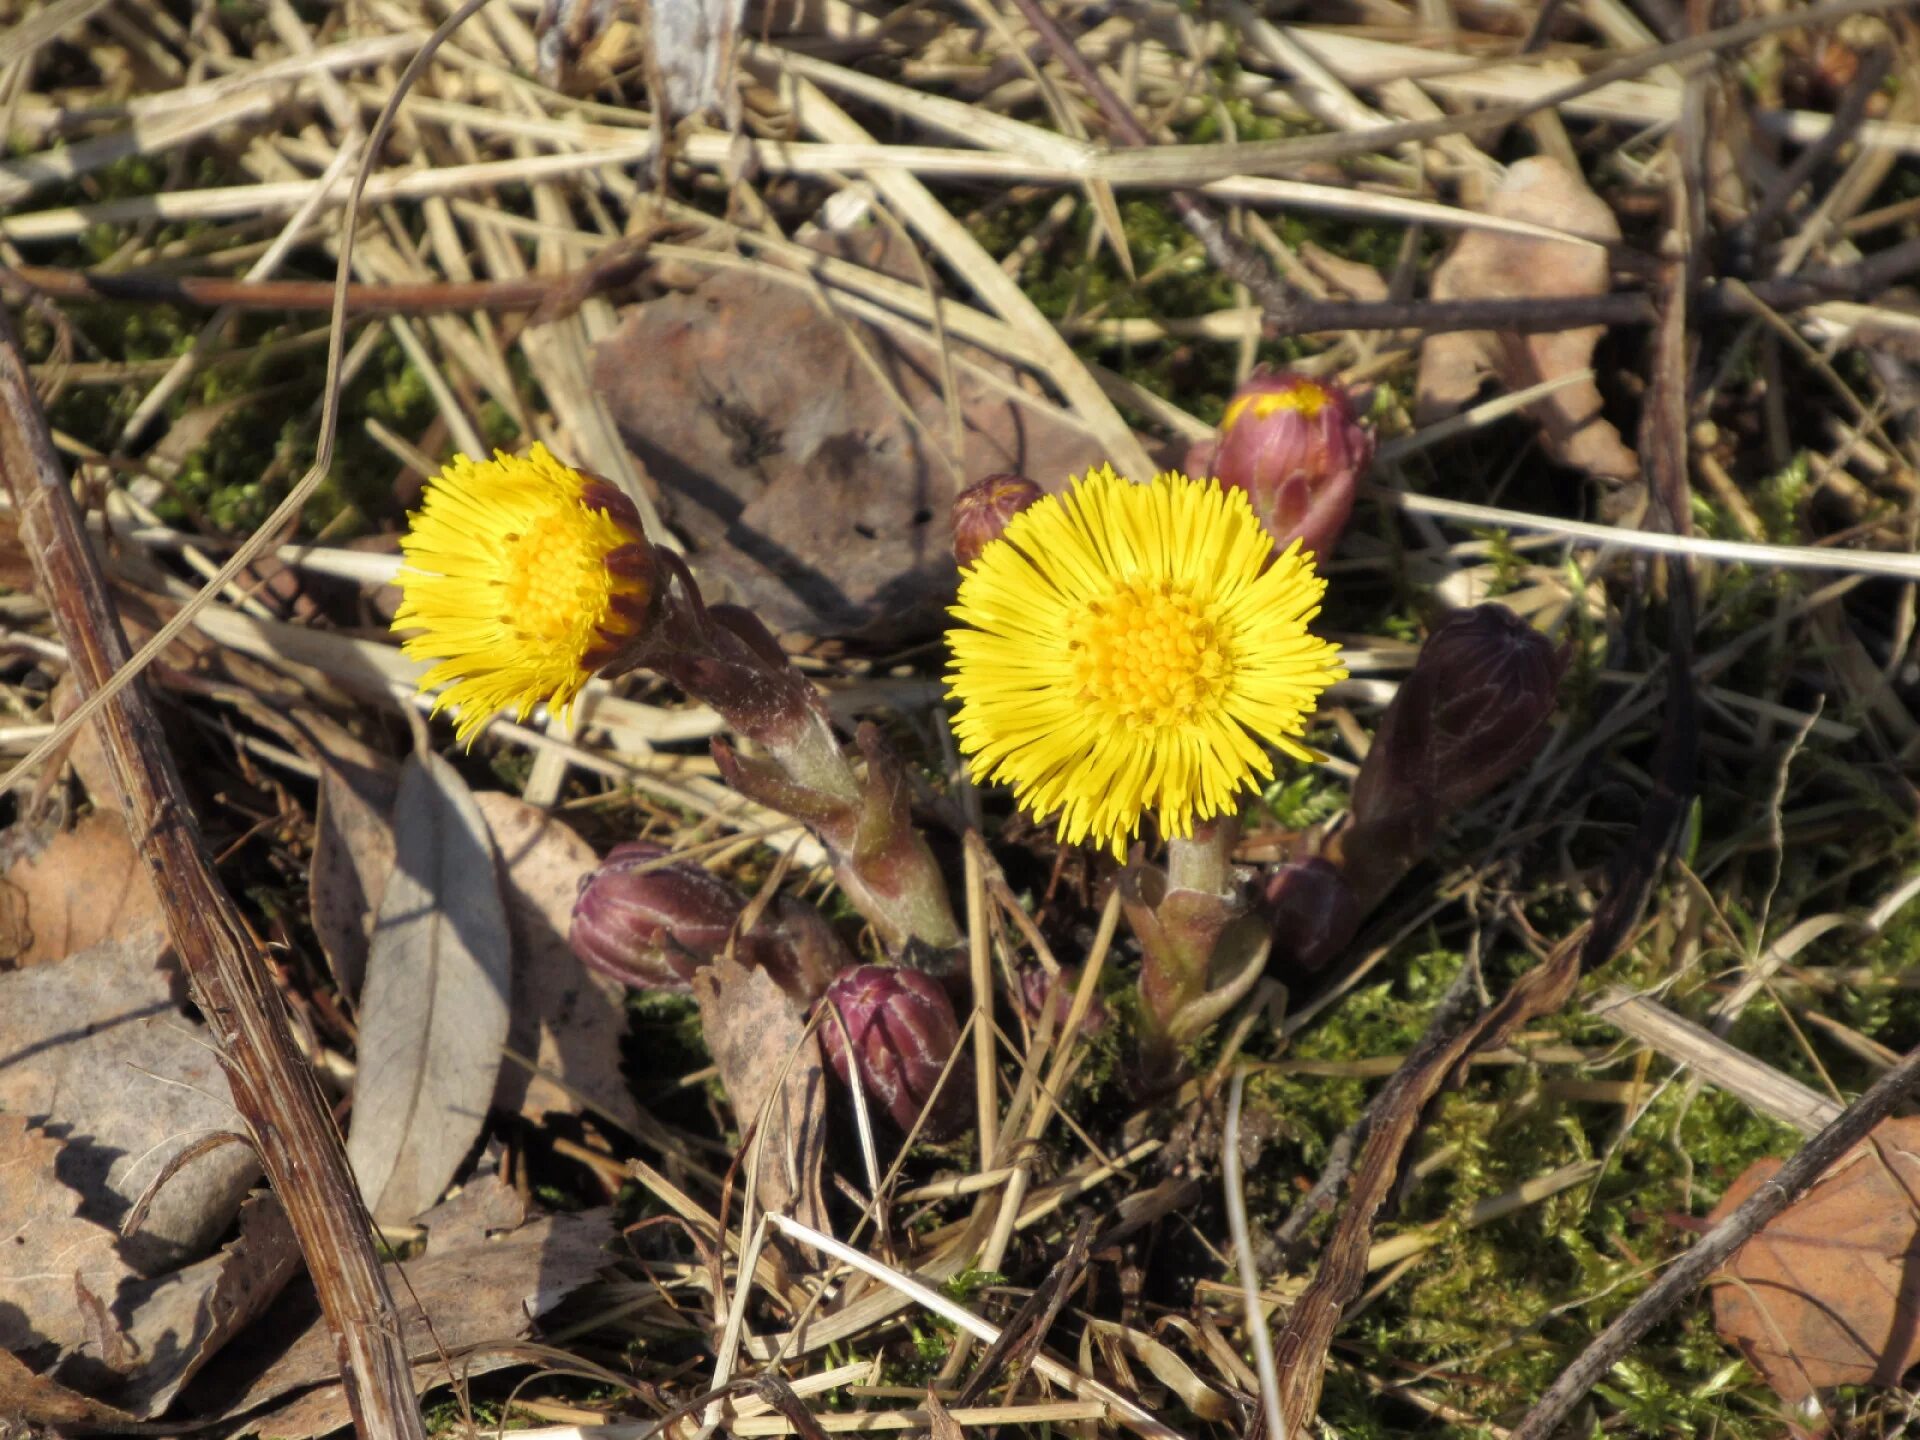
[1017,964,1110,1036]
[568,841,743,991]
[817,964,964,1136]
[1350,604,1568,831]
[952,473,1043,568]
[1187,370,1373,562]
[1259,859,1362,973]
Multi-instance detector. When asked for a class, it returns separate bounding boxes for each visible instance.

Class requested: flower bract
[393,444,653,744]
[946,466,1346,856]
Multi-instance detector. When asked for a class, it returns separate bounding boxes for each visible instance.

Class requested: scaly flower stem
[1126,816,1244,1084]
[640,555,964,972]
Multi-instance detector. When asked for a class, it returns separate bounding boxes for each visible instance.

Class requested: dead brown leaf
[594,257,1110,641]
[0,936,257,1273]
[0,1347,135,1430]
[692,954,829,1233]
[308,755,397,1004]
[1711,1117,1920,1404]
[59,1192,302,1418]
[180,1209,612,1430]
[49,673,118,811]
[348,752,512,1226]
[0,811,163,968]
[471,792,642,1137]
[0,1113,136,1356]
[1416,157,1638,484]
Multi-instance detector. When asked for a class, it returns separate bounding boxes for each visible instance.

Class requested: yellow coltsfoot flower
[394,444,654,745]
[946,466,1345,857]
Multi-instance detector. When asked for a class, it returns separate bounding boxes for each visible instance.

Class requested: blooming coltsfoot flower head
[393,444,654,744]
[945,466,1346,857]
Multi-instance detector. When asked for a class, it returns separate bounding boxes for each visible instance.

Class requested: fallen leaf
[308,756,397,1004]
[57,1192,301,1417]
[348,752,513,1225]
[49,673,119,812]
[1416,156,1638,484]
[650,0,747,118]
[0,936,258,1273]
[0,1114,136,1356]
[0,1348,136,1430]
[0,811,164,968]
[1711,1117,1920,1404]
[417,1170,528,1254]
[595,261,1109,641]
[180,1209,612,1429]
[692,954,829,1233]
[470,792,642,1136]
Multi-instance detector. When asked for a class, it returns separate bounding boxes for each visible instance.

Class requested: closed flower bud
[817,964,964,1136]
[568,841,743,991]
[1351,604,1568,831]
[1259,859,1361,973]
[1188,370,1373,561]
[952,473,1043,568]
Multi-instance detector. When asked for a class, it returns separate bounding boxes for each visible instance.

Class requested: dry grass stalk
[0,309,426,1440]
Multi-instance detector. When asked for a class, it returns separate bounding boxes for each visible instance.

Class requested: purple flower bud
[817,964,964,1136]
[1188,370,1373,562]
[1017,964,1109,1036]
[1350,604,1568,830]
[569,841,743,991]
[952,473,1043,568]
[1259,859,1361,973]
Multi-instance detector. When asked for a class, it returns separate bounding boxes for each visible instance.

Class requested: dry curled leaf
[0,936,257,1273]
[59,1192,301,1418]
[0,1113,135,1357]
[471,792,642,1137]
[180,1209,612,1432]
[1711,1117,1920,1405]
[595,254,1109,641]
[0,810,163,968]
[1417,157,1638,484]
[347,753,512,1226]
[0,1348,135,1431]
[692,954,829,1234]
[308,755,397,1004]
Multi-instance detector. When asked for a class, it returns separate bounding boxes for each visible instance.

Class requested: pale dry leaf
[308,756,397,1004]
[1712,1117,1920,1404]
[182,1209,612,1429]
[0,1113,135,1356]
[1417,156,1638,483]
[595,258,1108,641]
[49,672,117,811]
[692,953,829,1233]
[416,1169,528,1254]
[58,1192,301,1418]
[0,810,163,968]
[0,1347,135,1430]
[348,753,512,1226]
[648,0,746,118]
[0,936,257,1272]
[470,792,642,1136]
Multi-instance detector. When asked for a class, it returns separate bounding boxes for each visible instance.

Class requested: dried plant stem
[1509,1036,1920,1440]
[0,310,426,1440]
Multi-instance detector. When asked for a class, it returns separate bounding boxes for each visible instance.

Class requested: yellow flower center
[1069,581,1231,727]
[1224,381,1328,430]
[502,511,616,645]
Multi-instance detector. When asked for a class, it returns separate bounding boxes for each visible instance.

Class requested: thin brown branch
[0,307,427,1440]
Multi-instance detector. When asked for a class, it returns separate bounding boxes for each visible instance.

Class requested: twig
[0,306,426,1440]
[1508,1036,1920,1440]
